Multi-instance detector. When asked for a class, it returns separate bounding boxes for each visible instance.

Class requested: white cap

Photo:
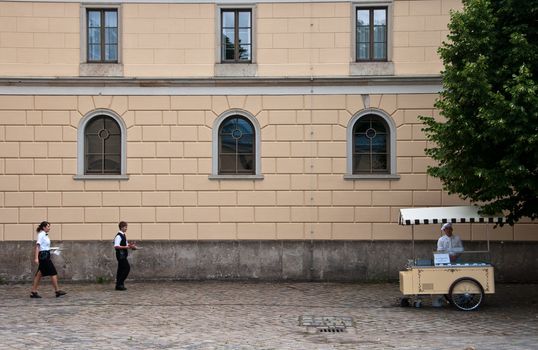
[441,222,453,231]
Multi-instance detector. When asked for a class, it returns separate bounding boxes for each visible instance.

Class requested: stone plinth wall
[2,240,536,283]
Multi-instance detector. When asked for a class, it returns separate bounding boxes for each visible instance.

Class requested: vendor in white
[437,222,464,262]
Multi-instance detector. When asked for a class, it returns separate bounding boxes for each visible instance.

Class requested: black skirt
[37,251,57,277]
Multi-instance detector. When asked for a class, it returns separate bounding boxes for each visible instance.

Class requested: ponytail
[36,221,50,233]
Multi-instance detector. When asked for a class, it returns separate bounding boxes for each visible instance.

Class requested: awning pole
[412,225,415,261]
[487,224,490,253]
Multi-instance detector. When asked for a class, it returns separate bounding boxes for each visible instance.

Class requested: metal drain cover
[317,326,346,333]
[299,316,354,333]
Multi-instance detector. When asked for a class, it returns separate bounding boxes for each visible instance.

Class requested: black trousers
[116,258,130,287]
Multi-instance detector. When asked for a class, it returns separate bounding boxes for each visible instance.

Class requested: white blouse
[36,230,51,251]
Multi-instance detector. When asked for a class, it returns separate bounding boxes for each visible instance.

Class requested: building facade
[0,0,536,282]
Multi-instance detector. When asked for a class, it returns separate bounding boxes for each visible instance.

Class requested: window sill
[73,175,129,181]
[349,62,394,76]
[214,63,258,77]
[344,174,400,180]
[80,63,124,77]
[209,174,264,180]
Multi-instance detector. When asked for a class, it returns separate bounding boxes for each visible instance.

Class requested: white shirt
[114,231,128,247]
[437,234,463,255]
[36,230,51,251]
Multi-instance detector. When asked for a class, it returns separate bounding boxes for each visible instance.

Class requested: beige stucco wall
[1,0,535,243]
[0,0,461,77]
[393,0,463,74]
[0,1,79,76]
[0,92,535,242]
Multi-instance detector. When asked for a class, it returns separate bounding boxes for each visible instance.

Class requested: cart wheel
[449,277,484,311]
[400,297,411,307]
[413,299,422,308]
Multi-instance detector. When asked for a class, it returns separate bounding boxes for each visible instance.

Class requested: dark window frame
[356,7,388,62]
[87,8,118,63]
[218,115,256,175]
[84,115,122,175]
[221,9,252,63]
[352,114,390,174]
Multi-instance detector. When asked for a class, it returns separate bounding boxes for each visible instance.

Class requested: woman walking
[30,221,67,298]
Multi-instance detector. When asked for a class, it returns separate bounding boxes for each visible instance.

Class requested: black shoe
[115,286,127,291]
[30,292,42,298]
[55,290,67,298]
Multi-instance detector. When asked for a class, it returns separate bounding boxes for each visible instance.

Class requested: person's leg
[31,271,42,293]
[116,259,129,288]
[431,294,445,307]
[123,260,130,285]
[30,271,43,298]
[51,275,67,297]
[116,259,122,287]
[51,275,59,291]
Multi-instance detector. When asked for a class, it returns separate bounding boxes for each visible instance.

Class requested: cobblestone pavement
[0,281,537,350]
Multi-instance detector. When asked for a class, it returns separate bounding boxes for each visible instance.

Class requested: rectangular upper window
[221,9,252,63]
[87,9,118,63]
[356,7,387,61]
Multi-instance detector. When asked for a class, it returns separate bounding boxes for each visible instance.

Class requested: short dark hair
[36,221,50,233]
[118,221,128,230]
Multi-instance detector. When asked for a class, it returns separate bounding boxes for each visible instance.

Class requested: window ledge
[344,174,400,180]
[80,63,124,77]
[74,175,129,181]
[215,63,258,77]
[209,174,264,180]
[349,62,394,76]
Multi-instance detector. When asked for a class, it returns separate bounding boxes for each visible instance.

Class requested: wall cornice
[0,75,442,95]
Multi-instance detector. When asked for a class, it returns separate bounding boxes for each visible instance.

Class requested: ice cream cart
[398,206,504,311]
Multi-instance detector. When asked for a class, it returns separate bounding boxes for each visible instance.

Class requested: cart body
[400,265,495,295]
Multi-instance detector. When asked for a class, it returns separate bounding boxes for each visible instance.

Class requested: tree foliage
[420,0,538,225]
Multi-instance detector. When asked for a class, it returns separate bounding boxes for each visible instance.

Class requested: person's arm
[34,244,40,264]
[114,235,128,250]
[34,232,44,264]
[437,237,447,251]
[114,235,134,250]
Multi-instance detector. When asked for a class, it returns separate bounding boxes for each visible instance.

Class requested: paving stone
[0,282,536,349]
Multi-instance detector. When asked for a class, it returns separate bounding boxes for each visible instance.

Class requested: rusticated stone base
[1,240,536,283]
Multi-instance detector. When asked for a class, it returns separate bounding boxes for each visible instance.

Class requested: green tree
[420,0,538,225]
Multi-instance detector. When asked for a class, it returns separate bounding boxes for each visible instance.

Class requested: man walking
[114,221,136,291]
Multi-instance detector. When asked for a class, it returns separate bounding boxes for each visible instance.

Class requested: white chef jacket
[437,234,463,255]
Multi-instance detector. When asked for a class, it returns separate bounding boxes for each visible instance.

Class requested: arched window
[84,115,121,174]
[219,115,255,174]
[353,114,389,173]
[211,110,262,179]
[346,109,398,179]
[76,109,127,180]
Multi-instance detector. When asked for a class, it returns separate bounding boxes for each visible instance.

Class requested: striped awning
[399,206,506,226]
